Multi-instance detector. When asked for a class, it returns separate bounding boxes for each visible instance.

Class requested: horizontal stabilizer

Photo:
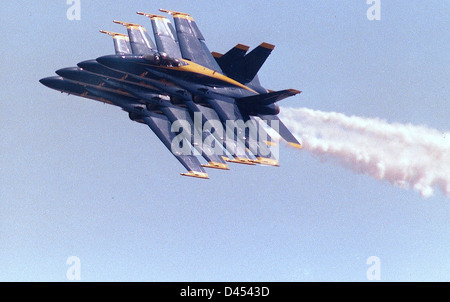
[238,89,301,107]
[258,114,302,149]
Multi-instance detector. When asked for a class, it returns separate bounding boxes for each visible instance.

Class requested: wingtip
[201,162,230,170]
[224,157,256,166]
[253,157,280,167]
[180,171,210,179]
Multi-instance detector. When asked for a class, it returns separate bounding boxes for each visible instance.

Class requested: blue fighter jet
[40,9,302,179]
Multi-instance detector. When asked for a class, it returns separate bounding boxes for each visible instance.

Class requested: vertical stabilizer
[228,43,275,83]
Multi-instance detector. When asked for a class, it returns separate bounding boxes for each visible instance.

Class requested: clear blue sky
[0,0,449,281]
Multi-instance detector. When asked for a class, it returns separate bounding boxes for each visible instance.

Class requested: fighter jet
[40,9,302,178]
[107,15,258,165]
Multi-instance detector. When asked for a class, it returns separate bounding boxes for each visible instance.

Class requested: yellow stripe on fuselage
[174,59,257,93]
[136,59,257,93]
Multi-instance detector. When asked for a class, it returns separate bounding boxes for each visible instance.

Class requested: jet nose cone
[39,76,63,89]
[39,77,50,86]
[77,59,97,70]
[96,55,124,68]
[55,67,79,78]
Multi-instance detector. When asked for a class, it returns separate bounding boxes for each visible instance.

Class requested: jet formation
[40,9,302,179]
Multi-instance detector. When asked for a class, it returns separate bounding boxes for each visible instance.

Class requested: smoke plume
[279,107,450,198]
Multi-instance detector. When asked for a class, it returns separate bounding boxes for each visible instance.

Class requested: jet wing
[83,87,209,178]
[182,100,255,165]
[159,106,229,170]
[141,113,209,179]
[160,9,222,72]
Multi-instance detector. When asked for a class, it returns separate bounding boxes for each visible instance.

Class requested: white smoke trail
[279,107,450,198]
